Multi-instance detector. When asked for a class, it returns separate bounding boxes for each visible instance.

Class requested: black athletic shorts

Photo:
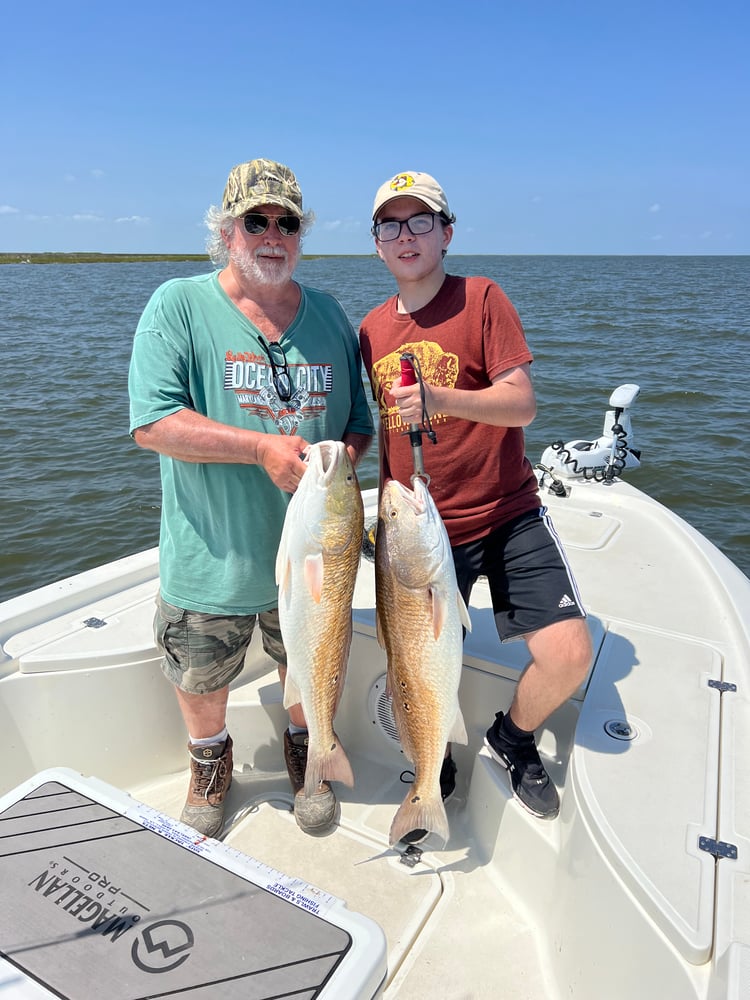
[451,507,586,642]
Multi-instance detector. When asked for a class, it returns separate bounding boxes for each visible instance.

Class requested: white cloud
[0,204,20,214]
[321,218,361,233]
[649,203,661,213]
[115,215,150,225]
[72,213,105,223]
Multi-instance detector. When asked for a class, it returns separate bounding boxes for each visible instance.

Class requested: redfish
[276,441,363,797]
[375,477,470,846]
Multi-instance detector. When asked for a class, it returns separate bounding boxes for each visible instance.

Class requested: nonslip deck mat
[0,773,383,999]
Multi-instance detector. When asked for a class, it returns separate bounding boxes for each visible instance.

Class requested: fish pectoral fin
[457,591,472,631]
[282,673,302,711]
[303,552,325,603]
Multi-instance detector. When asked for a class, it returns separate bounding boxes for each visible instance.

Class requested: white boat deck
[1,480,749,998]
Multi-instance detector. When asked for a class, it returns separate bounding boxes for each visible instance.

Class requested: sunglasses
[260,337,294,401]
[372,212,439,242]
[243,213,301,237]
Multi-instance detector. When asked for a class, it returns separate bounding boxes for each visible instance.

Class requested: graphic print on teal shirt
[224,346,335,436]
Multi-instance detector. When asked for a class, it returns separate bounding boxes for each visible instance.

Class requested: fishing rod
[399,353,437,484]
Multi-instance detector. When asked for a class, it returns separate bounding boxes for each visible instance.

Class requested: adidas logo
[558,594,575,608]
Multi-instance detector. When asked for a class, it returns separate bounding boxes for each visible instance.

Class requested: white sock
[189,727,228,748]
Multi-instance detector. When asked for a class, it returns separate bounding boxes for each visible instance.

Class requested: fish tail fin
[388,789,449,847]
[303,733,354,797]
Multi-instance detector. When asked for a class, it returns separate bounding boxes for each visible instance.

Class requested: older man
[129,158,373,838]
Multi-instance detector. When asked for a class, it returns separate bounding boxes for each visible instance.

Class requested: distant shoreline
[0,252,209,265]
[1,251,745,265]
[0,252,362,265]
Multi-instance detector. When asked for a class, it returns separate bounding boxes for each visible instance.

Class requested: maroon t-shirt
[359,274,541,546]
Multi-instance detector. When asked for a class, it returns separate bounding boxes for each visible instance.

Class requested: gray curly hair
[204,206,316,268]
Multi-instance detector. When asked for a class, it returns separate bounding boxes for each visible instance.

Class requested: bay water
[1,255,748,603]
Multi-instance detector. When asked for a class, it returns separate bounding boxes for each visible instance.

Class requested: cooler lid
[0,769,386,999]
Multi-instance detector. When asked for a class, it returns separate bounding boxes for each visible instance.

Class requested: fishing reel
[538,383,642,487]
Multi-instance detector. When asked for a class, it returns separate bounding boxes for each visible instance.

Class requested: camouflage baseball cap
[222,158,303,217]
[372,171,455,222]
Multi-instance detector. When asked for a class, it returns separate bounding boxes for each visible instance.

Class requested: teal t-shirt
[128,272,373,614]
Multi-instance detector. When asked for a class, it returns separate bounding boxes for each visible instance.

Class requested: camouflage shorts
[154,595,286,694]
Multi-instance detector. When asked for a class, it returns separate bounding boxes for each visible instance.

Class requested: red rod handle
[400,356,418,386]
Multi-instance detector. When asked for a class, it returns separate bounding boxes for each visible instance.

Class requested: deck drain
[603,718,638,741]
[368,674,401,747]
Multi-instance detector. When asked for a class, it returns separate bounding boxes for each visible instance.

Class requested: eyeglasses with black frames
[372,212,440,242]
[259,338,294,401]
[243,213,301,237]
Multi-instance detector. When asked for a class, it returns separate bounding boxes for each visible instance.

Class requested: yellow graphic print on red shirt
[370,340,459,436]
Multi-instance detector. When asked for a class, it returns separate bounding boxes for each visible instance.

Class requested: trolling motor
[399,353,437,483]
[538,383,642,487]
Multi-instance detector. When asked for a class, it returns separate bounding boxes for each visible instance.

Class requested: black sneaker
[484,712,560,820]
[400,753,457,845]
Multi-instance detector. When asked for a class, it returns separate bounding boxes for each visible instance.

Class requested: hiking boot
[180,735,233,838]
[484,712,559,819]
[400,752,457,846]
[283,729,337,834]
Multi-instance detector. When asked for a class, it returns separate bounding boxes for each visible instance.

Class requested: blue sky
[2,0,748,255]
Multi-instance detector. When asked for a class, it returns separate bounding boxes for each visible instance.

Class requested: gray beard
[233,245,296,286]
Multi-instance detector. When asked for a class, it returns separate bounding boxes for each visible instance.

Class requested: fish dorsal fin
[375,611,386,649]
[275,536,291,597]
[277,557,291,599]
[457,591,472,632]
[282,672,302,710]
[304,552,324,603]
[431,587,449,640]
[448,706,469,745]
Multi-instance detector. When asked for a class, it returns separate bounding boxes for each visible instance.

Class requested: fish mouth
[305,440,346,484]
[386,477,428,517]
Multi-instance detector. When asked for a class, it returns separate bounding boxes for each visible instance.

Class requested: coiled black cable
[546,412,632,483]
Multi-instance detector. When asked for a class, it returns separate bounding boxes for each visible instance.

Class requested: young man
[129,158,373,839]
[359,171,592,837]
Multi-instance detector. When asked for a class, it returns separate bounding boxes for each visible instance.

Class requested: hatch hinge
[399,844,423,868]
[699,836,738,860]
[83,617,107,629]
[708,678,737,694]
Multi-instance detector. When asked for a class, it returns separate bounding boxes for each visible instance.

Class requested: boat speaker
[367,673,402,748]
